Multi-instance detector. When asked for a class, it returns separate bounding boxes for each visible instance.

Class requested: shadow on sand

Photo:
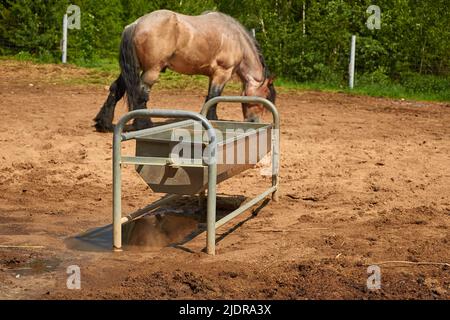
[65,195,263,253]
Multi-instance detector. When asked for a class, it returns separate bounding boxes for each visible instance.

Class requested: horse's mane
[203,11,271,81]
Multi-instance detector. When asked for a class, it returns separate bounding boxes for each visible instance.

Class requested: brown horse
[94,10,276,132]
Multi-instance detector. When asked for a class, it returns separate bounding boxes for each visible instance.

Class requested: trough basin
[133,120,272,195]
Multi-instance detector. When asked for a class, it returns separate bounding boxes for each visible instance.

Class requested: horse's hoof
[206,111,218,121]
[94,121,114,133]
[133,119,153,131]
[122,124,135,132]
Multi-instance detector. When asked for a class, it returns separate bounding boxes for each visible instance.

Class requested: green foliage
[0,0,449,100]
[358,67,391,86]
[0,0,68,58]
[400,72,450,95]
[68,0,125,61]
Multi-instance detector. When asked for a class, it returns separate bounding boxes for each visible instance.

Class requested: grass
[350,83,450,102]
[2,54,449,102]
[276,77,450,102]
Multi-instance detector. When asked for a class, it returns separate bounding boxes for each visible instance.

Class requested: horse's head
[242,76,276,123]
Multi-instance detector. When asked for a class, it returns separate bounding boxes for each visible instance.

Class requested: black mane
[251,37,271,80]
[251,35,276,103]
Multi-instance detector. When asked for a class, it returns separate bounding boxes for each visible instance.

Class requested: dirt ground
[0,60,449,300]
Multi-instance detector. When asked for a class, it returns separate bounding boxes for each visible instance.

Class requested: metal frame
[112,96,280,255]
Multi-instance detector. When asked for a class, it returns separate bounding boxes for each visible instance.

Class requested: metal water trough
[134,120,272,195]
[112,96,280,255]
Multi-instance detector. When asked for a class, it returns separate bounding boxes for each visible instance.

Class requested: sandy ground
[0,60,449,300]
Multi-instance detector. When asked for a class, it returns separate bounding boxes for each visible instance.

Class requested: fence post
[349,35,356,89]
[303,2,306,36]
[302,2,306,55]
[62,14,68,64]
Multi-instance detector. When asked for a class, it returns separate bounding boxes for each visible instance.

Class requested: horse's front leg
[128,84,153,131]
[205,84,224,121]
[205,70,233,120]
[130,69,160,131]
[94,75,126,132]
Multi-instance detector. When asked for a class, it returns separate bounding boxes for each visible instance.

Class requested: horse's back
[133,10,248,76]
[134,10,237,39]
[134,10,178,34]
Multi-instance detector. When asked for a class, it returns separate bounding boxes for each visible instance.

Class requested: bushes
[0,0,68,59]
[400,73,450,95]
[358,67,391,86]
[68,0,124,61]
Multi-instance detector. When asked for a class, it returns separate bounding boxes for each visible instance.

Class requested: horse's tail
[119,23,141,111]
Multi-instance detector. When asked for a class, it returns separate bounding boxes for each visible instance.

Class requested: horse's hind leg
[94,75,126,132]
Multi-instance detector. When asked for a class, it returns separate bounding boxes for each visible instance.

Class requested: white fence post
[349,35,356,89]
[62,13,68,64]
[302,2,306,55]
[62,5,81,64]
[303,2,306,36]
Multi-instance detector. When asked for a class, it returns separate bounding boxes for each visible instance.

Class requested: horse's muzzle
[245,116,260,123]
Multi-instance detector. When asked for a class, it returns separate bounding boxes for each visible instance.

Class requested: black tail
[119,24,141,111]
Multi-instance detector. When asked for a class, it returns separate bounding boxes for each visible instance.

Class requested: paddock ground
[0,60,449,299]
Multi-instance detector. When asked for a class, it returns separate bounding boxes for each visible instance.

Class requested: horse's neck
[238,48,265,88]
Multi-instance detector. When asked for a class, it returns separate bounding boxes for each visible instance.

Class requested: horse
[94,10,276,132]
